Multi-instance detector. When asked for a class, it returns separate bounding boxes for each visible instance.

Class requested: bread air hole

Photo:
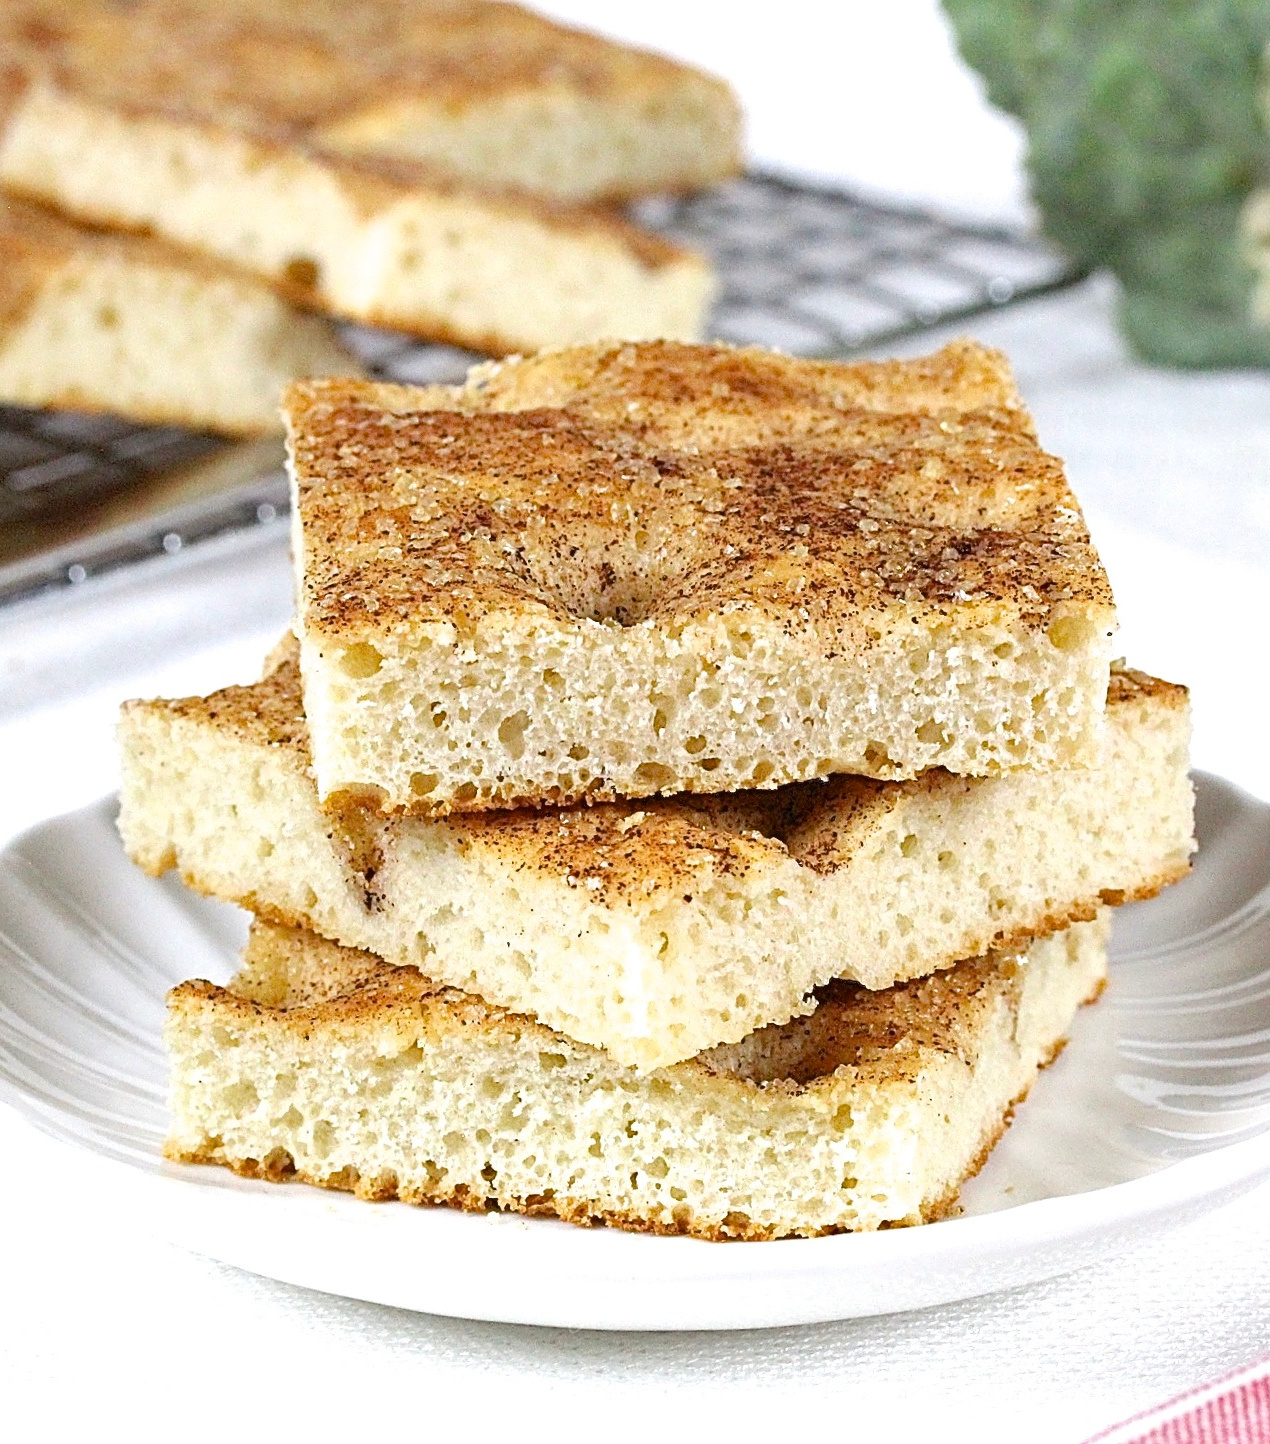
[497,710,529,760]
[221,1080,258,1113]
[917,719,948,747]
[636,762,675,787]
[864,741,893,770]
[340,642,382,679]
[1047,614,1096,652]
[282,255,321,293]
[261,1148,295,1181]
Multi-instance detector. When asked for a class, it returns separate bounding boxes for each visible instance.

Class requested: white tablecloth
[2,279,1269,1441]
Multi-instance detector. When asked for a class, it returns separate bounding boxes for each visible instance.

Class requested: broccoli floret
[943,0,1270,366]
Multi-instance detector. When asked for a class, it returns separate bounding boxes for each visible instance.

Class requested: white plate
[1,773,1269,1331]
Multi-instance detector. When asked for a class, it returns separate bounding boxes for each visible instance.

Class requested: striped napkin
[1086,1356,1270,1443]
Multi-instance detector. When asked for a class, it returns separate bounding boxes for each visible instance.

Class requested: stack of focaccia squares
[118,339,1196,1239]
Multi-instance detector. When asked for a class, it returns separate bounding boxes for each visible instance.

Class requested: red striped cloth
[1085,1357,1270,1443]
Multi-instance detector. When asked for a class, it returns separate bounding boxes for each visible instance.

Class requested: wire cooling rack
[0,171,1083,606]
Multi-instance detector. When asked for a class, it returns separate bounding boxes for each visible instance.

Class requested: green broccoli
[942,0,1270,366]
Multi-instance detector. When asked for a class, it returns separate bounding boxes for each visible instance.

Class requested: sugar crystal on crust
[285,340,1117,814]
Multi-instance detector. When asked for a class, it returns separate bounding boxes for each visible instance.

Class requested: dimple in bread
[118,647,1191,1070]
[0,197,357,435]
[165,915,1109,1240]
[284,340,1118,816]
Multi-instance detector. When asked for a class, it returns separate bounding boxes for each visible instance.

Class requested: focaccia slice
[119,650,1190,1070]
[0,0,741,204]
[166,915,1109,1239]
[284,341,1117,813]
[0,198,356,434]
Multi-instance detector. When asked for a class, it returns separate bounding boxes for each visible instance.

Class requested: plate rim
[7,1119,1267,1330]
[2,772,1269,1329]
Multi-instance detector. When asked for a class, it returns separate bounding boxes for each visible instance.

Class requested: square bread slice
[165,914,1109,1240]
[0,198,357,435]
[0,0,741,204]
[0,79,713,354]
[118,648,1192,1070]
[283,341,1118,814]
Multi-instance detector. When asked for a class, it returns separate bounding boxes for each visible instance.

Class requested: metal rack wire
[0,171,1083,607]
[633,171,1079,355]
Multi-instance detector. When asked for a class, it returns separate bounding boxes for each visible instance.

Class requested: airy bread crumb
[118,649,1191,1069]
[0,0,742,204]
[0,82,715,353]
[165,915,1109,1239]
[0,198,357,435]
[284,340,1118,815]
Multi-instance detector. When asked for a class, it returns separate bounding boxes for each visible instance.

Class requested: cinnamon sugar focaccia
[284,340,1118,815]
[0,82,712,353]
[165,915,1108,1240]
[0,197,356,434]
[0,2,723,350]
[119,651,1190,1070]
[0,0,741,204]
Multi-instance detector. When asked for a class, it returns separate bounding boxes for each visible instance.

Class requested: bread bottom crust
[164,923,1108,1241]
[163,1025,1082,1241]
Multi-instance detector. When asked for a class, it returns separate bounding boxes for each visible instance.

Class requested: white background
[537,0,1032,222]
[3,5,1270,1440]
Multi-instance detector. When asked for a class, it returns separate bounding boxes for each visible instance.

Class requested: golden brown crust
[1108,661,1188,710]
[159,845,1180,1032]
[3,0,732,136]
[0,234,48,332]
[0,0,741,201]
[164,1123,959,1237]
[448,335,1031,435]
[287,343,1113,650]
[329,335,1029,436]
[131,652,312,756]
[0,193,235,273]
[131,646,1188,917]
